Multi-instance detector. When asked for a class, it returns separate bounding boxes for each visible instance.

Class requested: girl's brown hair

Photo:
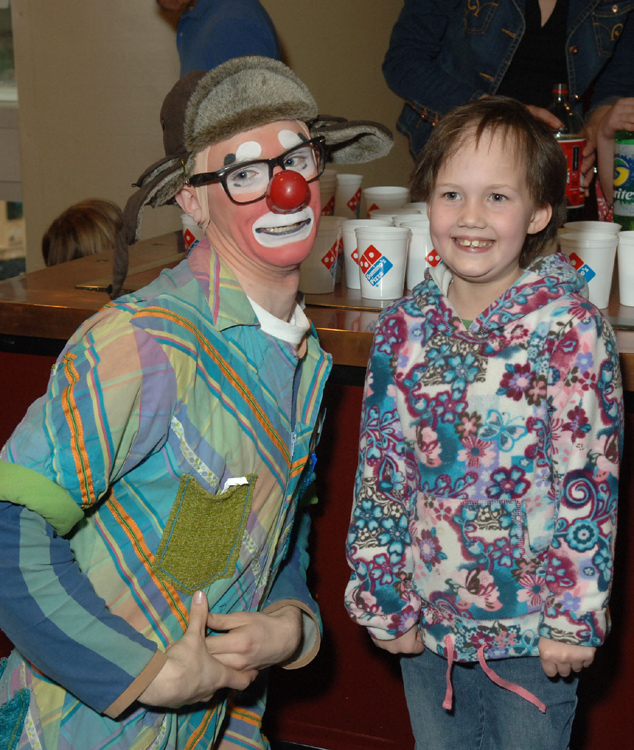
[42,199,124,266]
[410,96,567,266]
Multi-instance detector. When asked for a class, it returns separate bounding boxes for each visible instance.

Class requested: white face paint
[234,140,263,163]
[251,206,316,247]
[278,129,305,150]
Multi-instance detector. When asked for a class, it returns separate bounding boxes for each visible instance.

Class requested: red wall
[2,354,633,749]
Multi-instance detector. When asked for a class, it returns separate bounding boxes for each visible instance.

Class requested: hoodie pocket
[152,473,256,594]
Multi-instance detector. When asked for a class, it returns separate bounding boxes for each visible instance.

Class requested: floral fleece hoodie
[345,253,623,663]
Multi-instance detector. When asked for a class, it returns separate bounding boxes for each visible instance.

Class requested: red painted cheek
[266,171,310,214]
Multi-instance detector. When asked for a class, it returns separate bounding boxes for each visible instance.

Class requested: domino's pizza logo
[359,244,393,286]
[426,248,442,267]
[321,240,339,277]
[183,228,199,252]
[568,252,596,282]
[366,203,380,217]
[321,195,336,216]
[348,189,361,213]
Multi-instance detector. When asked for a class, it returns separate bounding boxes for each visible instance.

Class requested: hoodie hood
[422,252,589,335]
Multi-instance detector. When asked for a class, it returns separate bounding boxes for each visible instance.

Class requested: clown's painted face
[199,120,322,271]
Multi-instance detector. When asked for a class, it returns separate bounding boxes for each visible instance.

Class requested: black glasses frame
[187,136,328,205]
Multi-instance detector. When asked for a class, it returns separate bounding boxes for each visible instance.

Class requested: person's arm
[0,498,166,716]
[0,312,178,714]
[592,99,634,206]
[344,311,420,649]
[589,11,634,111]
[539,312,623,674]
[204,506,320,671]
[383,0,486,124]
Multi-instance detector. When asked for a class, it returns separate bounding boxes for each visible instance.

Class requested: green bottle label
[614,139,634,228]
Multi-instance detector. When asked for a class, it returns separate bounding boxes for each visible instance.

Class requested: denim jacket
[384,0,634,157]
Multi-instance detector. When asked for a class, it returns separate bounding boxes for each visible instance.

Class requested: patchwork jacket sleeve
[0,500,166,716]
[344,314,420,641]
[0,309,176,715]
[264,507,321,668]
[540,311,623,646]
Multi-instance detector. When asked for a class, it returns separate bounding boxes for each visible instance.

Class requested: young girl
[345,97,623,749]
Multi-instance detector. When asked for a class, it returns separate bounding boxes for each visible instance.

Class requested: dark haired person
[346,97,622,750]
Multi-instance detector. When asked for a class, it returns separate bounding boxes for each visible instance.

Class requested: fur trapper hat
[111,55,393,297]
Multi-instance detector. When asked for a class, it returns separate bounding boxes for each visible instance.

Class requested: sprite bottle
[614,130,634,230]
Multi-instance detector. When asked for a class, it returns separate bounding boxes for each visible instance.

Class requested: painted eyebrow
[223,153,237,167]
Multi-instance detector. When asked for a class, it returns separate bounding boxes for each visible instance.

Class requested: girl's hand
[371,625,424,655]
[538,636,596,677]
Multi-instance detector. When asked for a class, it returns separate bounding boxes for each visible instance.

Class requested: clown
[0,57,392,750]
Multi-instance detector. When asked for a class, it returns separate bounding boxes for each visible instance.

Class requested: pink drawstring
[441,638,547,714]
[477,646,547,714]
[443,635,455,710]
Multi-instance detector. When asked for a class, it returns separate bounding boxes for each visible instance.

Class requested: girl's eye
[443,191,459,201]
[490,193,507,203]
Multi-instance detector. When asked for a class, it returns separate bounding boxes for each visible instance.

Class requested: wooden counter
[2,231,634,390]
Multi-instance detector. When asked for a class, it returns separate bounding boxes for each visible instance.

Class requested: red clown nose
[266,170,310,214]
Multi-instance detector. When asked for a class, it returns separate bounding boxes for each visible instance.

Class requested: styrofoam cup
[319,169,338,216]
[559,233,618,308]
[401,220,437,289]
[362,186,409,217]
[341,218,391,289]
[319,215,346,282]
[181,213,205,251]
[401,201,427,212]
[299,224,340,293]
[563,221,621,235]
[356,225,410,299]
[394,213,428,228]
[334,173,363,219]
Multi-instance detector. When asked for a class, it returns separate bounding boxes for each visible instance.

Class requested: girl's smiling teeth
[454,238,494,248]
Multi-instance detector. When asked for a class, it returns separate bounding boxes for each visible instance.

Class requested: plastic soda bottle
[613,130,634,230]
[548,83,586,221]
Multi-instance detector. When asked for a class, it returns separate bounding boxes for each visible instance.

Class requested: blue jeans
[400,649,578,750]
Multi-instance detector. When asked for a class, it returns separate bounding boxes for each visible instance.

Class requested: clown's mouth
[255,218,311,237]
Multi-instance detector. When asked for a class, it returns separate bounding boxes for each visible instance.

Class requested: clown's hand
[205,606,303,672]
[138,591,257,708]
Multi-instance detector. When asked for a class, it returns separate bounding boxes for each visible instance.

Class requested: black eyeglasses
[187,136,327,205]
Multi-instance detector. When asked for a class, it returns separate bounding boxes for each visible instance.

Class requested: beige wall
[12,0,410,271]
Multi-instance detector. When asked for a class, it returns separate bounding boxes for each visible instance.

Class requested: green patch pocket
[152,474,256,594]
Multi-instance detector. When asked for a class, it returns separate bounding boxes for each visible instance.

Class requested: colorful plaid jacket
[0,239,331,749]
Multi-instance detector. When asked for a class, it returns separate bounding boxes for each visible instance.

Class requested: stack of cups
[370,207,425,223]
[401,202,427,213]
[334,174,363,219]
[362,186,409,218]
[319,215,347,283]
[299,218,342,294]
[320,169,338,216]
[558,221,620,308]
[342,218,391,289]
[355,225,410,300]
[618,231,634,306]
[401,218,438,290]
